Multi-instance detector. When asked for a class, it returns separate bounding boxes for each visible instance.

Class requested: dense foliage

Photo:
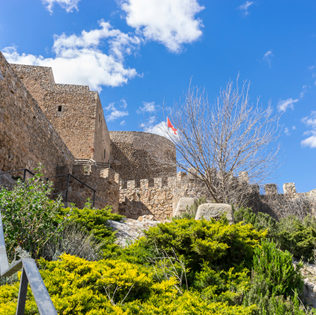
[0,175,314,314]
[234,207,316,260]
[0,170,65,259]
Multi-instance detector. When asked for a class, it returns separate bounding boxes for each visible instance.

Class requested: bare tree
[159,78,281,205]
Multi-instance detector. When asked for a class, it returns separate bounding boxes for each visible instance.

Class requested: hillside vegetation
[0,174,315,314]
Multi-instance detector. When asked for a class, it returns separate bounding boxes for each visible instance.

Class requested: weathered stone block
[173,197,195,217]
[283,183,296,196]
[264,184,278,195]
[195,203,233,223]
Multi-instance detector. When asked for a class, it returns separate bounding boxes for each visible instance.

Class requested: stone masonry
[1,52,315,220]
[11,64,111,163]
[0,52,118,211]
[0,52,74,177]
[110,131,177,184]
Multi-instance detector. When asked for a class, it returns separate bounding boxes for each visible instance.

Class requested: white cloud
[2,20,140,91]
[300,85,309,98]
[42,0,80,13]
[120,0,204,53]
[263,50,273,68]
[142,121,179,140]
[120,99,128,109]
[137,101,156,114]
[120,120,126,126]
[292,126,296,130]
[277,98,299,112]
[301,111,316,148]
[301,135,316,148]
[105,101,129,122]
[302,111,316,128]
[284,127,290,136]
[237,1,254,16]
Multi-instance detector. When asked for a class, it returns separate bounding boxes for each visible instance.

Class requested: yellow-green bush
[142,217,267,277]
[0,254,256,315]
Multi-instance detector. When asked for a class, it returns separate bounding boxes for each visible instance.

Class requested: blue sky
[0,0,315,193]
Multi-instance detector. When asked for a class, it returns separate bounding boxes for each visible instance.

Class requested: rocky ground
[295,259,316,308]
[107,215,160,247]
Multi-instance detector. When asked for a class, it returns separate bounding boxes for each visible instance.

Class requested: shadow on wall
[111,142,176,185]
[119,196,154,220]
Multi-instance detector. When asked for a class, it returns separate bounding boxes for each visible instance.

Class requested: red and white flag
[167,117,177,135]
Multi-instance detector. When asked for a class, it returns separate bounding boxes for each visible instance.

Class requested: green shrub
[278,215,316,260]
[0,254,257,315]
[142,217,266,282]
[234,207,316,260]
[244,240,306,314]
[233,207,278,240]
[0,169,66,259]
[61,206,123,243]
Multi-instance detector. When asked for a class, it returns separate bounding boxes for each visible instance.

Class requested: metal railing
[45,173,96,207]
[0,168,35,181]
[0,169,97,207]
[0,210,57,314]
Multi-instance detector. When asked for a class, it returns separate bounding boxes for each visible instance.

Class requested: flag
[167,117,177,135]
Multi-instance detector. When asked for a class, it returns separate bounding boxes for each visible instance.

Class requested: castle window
[58,106,62,112]
[104,149,106,159]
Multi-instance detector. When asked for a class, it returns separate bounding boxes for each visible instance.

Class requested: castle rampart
[110,131,177,184]
[1,54,314,220]
[0,52,74,176]
[11,64,111,163]
[118,169,316,221]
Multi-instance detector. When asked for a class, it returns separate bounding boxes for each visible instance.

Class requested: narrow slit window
[58,106,62,112]
[104,149,106,159]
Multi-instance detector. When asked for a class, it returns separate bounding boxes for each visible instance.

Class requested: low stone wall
[118,169,316,222]
[119,177,176,221]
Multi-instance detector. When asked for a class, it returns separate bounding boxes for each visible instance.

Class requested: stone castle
[0,52,315,221]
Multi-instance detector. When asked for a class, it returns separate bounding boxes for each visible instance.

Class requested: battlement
[71,164,120,184]
[120,176,176,190]
[119,169,300,197]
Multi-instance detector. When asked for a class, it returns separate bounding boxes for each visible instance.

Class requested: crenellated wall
[119,176,176,221]
[109,131,177,184]
[118,169,316,221]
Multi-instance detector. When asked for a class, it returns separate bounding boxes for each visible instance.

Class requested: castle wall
[53,165,119,211]
[11,64,111,163]
[70,165,119,211]
[93,95,112,163]
[0,52,74,176]
[109,131,177,184]
[118,168,316,221]
[119,177,175,221]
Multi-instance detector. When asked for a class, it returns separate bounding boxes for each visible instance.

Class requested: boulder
[173,197,195,217]
[195,203,233,223]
